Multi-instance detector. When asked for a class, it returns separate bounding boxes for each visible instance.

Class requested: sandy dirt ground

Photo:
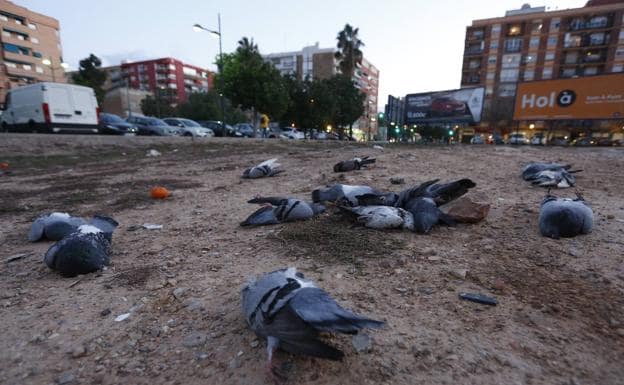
[1,133,623,385]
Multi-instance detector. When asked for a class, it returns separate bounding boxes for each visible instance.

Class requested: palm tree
[334,24,364,77]
[237,37,258,55]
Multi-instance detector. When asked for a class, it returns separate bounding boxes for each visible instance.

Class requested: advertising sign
[513,74,624,120]
[405,87,485,124]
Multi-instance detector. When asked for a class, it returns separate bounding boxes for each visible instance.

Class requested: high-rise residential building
[264,43,380,137]
[0,0,64,105]
[119,57,214,106]
[461,1,624,126]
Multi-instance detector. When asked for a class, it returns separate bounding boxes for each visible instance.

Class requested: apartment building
[0,0,64,105]
[461,1,624,126]
[264,43,380,137]
[120,57,214,106]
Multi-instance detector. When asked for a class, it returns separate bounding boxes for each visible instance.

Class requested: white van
[1,82,99,134]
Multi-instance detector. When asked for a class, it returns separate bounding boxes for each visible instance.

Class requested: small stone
[228,357,242,369]
[449,269,467,280]
[100,308,111,317]
[617,329,624,337]
[390,177,405,185]
[607,214,615,220]
[185,297,204,311]
[422,247,437,256]
[183,332,207,348]
[418,287,434,295]
[250,340,259,348]
[440,196,490,223]
[484,245,494,252]
[568,248,582,258]
[71,346,87,358]
[196,352,209,360]
[395,340,408,349]
[609,319,621,328]
[172,287,188,300]
[427,256,441,262]
[352,333,372,353]
[412,346,431,357]
[57,372,75,385]
[493,279,506,291]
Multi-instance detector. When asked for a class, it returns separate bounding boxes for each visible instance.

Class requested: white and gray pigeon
[44,224,116,277]
[240,197,325,226]
[312,184,380,207]
[340,205,414,230]
[522,162,571,180]
[242,267,384,380]
[28,212,118,242]
[242,158,284,179]
[529,169,580,188]
[539,192,593,239]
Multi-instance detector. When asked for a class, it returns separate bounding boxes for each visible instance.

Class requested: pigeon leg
[266,337,287,383]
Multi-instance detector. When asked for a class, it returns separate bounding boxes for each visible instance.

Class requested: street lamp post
[194,14,225,135]
[42,58,69,82]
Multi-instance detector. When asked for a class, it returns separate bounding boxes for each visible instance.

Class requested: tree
[71,54,107,105]
[327,74,365,138]
[483,95,515,135]
[334,24,364,77]
[217,37,288,134]
[176,90,246,123]
[140,88,176,117]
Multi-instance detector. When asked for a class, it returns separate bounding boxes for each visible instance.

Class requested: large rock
[440,195,490,223]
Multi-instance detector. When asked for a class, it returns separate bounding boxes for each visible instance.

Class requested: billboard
[513,74,624,121]
[405,87,485,124]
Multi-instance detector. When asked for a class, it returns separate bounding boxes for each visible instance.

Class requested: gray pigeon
[333,156,376,173]
[312,184,380,206]
[242,158,283,179]
[44,224,115,277]
[522,162,571,181]
[530,169,580,188]
[340,205,414,230]
[240,197,325,226]
[539,192,593,239]
[242,267,384,380]
[28,213,119,242]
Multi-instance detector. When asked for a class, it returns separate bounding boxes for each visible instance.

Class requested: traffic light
[395,128,400,134]
[448,130,454,136]
[378,112,384,119]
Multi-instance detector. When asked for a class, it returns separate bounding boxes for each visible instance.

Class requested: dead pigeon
[312,184,380,206]
[44,224,113,277]
[242,267,383,380]
[522,162,571,181]
[339,205,414,230]
[240,197,325,226]
[530,169,581,188]
[539,191,593,239]
[28,213,119,242]
[333,156,376,172]
[242,158,283,179]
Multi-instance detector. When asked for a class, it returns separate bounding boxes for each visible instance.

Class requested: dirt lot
[1,133,623,385]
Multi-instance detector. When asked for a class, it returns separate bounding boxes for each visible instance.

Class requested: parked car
[280,127,305,140]
[549,136,569,146]
[470,134,485,144]
[570,137,596,147]
[311,129,328,140]
[508,133,530,145]
[197,120,243,137]
[430,97,467,116]
[126,115,179,136]
[595,136,622,146]
[234,123,255,137]
[266,126,283,138]
[486,133,505,145]
[1,82,99,134]
[99,113,138,135]
[163,117,214,137]
[530,133,546,145]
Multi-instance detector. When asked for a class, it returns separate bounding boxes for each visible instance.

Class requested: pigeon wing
[28,214,49,242]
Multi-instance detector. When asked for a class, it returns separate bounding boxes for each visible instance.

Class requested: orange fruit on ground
[150,186,171,199]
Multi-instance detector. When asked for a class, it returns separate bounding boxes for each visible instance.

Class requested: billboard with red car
[405,87,485,124]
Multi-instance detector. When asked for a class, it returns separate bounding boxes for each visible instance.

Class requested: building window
[168,73,176,79]
[569,17,584,31]
[564,33,582,48]
[561,67,577,78]
[486,86,494,96]
[620,30,624,41]
[31,37,39,44]
[589,32,606,46]
[542,67,553,79]
[4,61,17,68]
[168,83,177,89]
[524,70,535,80]
[500,68,519,82]
[487,55,496,65]
[612,64,623,72]
[0,15,7,21]
[32,51,42,58]
[1,30,9,37]
[491,24,501,37]
[508,24,522,36]
[550,18,560,32]
[168,64,176,70]
[588,16,608,29]
[498,83,517,97]
[16,34,24,40]
[584,66,599,76]
[490,41,499,50]
[615,47,624,58]
[523,55,537,64]
[3,43,20,54]
[545,52,555,61]
[14,19,22,25]
[531,21,543,33]
[504,38,522,53]
[529,37,540,48]
[23,64,31,71]
[564,51,578,64]
[468,59,480,69]
[502,53,521,68]
[547,36,557,47]
[486,72,495,80]
[35,66,43,73]
[27,23,37,30]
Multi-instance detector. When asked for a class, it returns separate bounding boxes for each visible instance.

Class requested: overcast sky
[18,0,586,109]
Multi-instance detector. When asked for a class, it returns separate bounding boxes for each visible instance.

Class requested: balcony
[567,15,612,31]
[467,28,485,41]
[465,47,483,56]
[5,65,38,79]
[155,65,168,73]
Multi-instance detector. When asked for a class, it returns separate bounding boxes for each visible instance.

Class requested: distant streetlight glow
[529,123,535,129]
